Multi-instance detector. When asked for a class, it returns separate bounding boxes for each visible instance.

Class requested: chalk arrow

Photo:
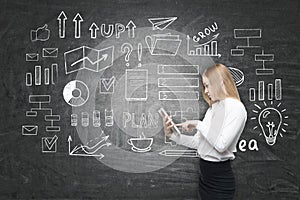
[89,22,99,39]
[57,11,67,38]
[73,13,83,38]
[126,20,136,38]
[67,135,72,155]
[194,33,220,47]
[70,53,108,67]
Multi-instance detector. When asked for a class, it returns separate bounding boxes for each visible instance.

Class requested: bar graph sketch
[26,64,58,86]
[186,35,221,57]
[249,79,282,102]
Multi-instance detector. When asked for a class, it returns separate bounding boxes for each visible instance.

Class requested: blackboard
[0,0,299,199]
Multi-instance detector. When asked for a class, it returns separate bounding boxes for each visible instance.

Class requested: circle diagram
[73,27,215,173]
[63,80,89,107]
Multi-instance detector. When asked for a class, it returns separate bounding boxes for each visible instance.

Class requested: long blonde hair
[202,64,240,106]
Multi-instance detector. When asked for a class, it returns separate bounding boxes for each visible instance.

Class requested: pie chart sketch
[63,80,89,107]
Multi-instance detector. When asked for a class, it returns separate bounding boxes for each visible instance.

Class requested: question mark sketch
[121,43,133,67]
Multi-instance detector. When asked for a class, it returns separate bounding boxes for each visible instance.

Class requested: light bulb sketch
[251,101,288,146]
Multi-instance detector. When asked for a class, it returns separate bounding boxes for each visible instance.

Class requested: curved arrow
[194,33,219,47]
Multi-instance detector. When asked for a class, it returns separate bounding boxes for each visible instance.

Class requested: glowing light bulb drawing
[251,101,288,146]
[258,108,282,145]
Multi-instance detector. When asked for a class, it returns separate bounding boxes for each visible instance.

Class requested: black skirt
[199,158,235,200]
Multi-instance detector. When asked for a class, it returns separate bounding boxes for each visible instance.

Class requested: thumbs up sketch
[31,24,50,42]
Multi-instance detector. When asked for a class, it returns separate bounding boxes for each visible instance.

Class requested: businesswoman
[163,64,247,200]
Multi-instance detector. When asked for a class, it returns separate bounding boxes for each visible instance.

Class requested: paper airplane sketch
[64,45,114,74]
[148,17,177,30]
[68,135,111,158]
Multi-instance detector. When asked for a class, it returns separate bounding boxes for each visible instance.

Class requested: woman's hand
[163,115,174,138]
[176,120,198,132]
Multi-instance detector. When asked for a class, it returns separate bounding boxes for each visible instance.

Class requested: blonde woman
[163,64,247,200]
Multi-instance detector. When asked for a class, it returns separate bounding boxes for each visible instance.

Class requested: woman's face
[202,75,215,101]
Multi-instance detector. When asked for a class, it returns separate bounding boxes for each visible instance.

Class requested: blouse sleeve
[199,104,247,153]
[170,108,212,149]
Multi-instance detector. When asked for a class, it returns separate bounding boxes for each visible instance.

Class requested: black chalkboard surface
[0,0,299,199]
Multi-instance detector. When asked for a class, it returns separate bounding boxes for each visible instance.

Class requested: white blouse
[170,98,247,162]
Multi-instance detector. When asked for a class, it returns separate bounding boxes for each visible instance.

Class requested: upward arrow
[67,135,72,155]
[57,11,67,38]
[73,13,83,38]
[89,22,99,39]
[126,20,136,38]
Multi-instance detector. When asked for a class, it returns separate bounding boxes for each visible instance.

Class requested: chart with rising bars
[249,79,282,102]
[186,35,221,57]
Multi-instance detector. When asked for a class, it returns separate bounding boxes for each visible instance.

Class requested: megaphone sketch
[145,33,181,56]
